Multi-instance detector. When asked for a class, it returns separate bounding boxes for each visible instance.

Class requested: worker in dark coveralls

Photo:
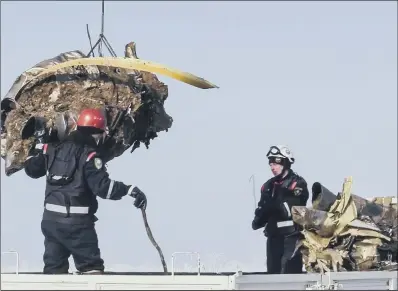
[252,145,309,274]
[24,108,147,275]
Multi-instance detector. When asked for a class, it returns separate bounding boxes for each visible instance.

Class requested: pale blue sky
[1,1,397,272]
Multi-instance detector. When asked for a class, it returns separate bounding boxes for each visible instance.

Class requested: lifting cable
[85,0,168,273]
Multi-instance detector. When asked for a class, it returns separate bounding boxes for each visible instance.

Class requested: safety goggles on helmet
[266,145,295,164]
[266,146,286,158]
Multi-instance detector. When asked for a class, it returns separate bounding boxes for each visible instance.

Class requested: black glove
[252,217,264,230]
[130,186,147,210]
[254,206,263,217]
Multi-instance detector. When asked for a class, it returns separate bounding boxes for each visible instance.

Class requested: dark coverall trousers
[41,220,105,274]
[266,234,303,274]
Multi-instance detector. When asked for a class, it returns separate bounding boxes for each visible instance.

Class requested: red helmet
[76,108,106,132]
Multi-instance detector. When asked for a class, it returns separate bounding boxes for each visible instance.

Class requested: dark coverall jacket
[24,130,135,274]
[252,169,309,274]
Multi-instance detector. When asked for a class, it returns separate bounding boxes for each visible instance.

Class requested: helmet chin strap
[92,132,106,146]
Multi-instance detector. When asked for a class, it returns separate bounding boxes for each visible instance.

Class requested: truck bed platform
[1,270,397,290]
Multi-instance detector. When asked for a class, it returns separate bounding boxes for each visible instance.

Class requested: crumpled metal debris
[1,41,218,176]
[292,177,397,273]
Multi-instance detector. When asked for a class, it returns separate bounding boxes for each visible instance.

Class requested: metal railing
[170,251,201,276]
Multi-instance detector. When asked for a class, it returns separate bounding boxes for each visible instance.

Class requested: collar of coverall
[273,168,293,183]
[66,130,99,148]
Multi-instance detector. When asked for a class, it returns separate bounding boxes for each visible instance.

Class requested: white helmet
[266,145,295,164]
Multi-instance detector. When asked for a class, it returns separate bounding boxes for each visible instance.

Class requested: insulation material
[292,177,397,273]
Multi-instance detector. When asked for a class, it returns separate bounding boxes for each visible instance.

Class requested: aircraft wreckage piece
[1,41,218,176]
[311,182,398,241]
[292,177,397,273]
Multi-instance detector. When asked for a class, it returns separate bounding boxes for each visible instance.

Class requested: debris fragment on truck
[0,41,218,176]
[292,176,397,273]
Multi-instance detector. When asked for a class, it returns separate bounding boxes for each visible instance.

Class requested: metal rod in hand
[249,174,257,210]
[141,208,168,273]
